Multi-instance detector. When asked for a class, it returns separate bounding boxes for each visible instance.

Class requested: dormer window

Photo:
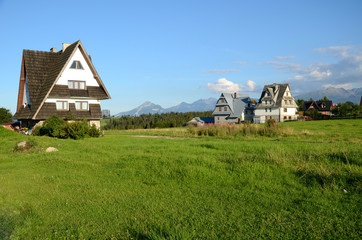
[68,80,86,90]
[70,61,84,69]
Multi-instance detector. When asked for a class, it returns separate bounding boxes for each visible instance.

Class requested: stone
[17,141,27,148]
[45,147,58,152]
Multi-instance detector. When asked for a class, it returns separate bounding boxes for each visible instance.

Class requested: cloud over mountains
[265,45,362,93]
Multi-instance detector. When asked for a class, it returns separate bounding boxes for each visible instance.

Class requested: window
[289,116,292,120]
[224,107,227,111]
[265,108,268,112]
[75,101,88,110]
[70,61,84,69]
[284,116,287,119]
[56,101,68,110]
[284,108,287,112]
[285,100,288,105]
[289,100,292,105]
[286,92,289,96]
[269,108,272,112]
[219,107,222,111]
[68,80,86,90]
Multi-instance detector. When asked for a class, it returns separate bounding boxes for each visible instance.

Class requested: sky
[1,0,362,115]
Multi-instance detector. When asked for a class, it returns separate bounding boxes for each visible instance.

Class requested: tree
[0,108,12,123]
[296,99,305,110]
[319,96,330,101]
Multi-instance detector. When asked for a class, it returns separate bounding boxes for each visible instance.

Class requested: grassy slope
[0,119,361,239]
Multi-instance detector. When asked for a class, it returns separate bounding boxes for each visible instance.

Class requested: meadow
[0,119,361,239]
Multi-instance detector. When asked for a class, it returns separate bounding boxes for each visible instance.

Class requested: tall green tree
[0,108,12,123]
[296,99,305,110]
[319,96,330,101]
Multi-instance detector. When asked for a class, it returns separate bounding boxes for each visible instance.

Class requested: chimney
[62,43,71,51]
[50,47,57,53]
[234,92,237,98]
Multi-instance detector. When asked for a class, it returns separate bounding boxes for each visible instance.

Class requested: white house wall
[22,75,30,106]
[255,108,280,116]
[56,48,99,87]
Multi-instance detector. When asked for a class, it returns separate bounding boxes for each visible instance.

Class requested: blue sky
[1,0,362,115]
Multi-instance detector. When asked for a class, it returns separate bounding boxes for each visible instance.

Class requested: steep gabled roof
[302,101,333,111]
[256,83,292,108]
[14,40,110,120]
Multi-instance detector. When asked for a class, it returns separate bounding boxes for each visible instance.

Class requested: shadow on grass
[0,210,15,240]
[325,152,361,166]
[295,170,361,191]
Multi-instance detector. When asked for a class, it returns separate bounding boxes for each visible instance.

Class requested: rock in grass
[45,147,58,152]
[17,141,27,148]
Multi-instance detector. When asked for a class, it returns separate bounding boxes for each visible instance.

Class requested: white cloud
[203,69,240,74]
[235,61,246,65]
[322,83,352,89]
[314,46,352,53]
[266,61,301,72]
[269,46,362,92]
[206,78,241,92]
[275,56,295,60]
[309,69,331,80]
[246,80,256,91]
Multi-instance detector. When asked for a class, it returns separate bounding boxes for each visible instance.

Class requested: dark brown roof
[36,103,102,120]
[49,85,108,99]
[14,40,110,120]
[302,101,333,111]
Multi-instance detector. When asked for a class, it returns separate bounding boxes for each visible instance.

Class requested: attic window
[68,80,86,90]
[70,61,84,69]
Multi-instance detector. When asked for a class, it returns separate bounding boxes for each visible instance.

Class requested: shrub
[41,116,67,138]
[88,124,101,137]
[32,116,101,139]
[65,120,89,140]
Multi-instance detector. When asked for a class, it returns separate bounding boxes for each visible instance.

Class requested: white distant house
[212,93,255,124]
[253,83,298,123]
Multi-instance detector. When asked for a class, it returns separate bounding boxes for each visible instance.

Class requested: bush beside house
[33,116,101,139]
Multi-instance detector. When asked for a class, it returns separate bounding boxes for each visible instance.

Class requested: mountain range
[114,98,217,117]
[295,87,362,104]
[114,87,362,116]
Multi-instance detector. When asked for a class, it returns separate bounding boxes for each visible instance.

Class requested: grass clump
[13,138,40,153]
[188,119,290,137]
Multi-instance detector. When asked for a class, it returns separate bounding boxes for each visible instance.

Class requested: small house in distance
[254,83,298,123]
[14,40,110,129]
[212,93,254,124]
[102,109,111,119]
[186,117,214,127]
[302,100,334,116]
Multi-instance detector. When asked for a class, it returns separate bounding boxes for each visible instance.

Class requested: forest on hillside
[103,111,213,130]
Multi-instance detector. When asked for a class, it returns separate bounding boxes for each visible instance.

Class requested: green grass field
[0,119,361,239]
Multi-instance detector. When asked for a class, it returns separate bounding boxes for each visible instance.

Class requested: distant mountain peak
[114,98,217,117]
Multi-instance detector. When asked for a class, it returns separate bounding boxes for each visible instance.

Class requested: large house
[254,83,298,123]
[212,93,254,124]
[14,40,110,129]
[302,100,333,116]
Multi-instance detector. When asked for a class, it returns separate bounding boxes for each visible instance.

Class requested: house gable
[56,47,99,87]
